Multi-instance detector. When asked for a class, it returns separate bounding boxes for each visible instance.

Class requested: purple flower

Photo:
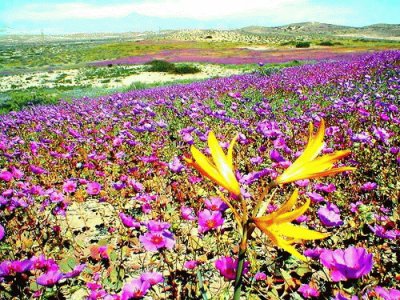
[374,286,400,300]
[87,182,101,195]
[306,192,325,203]
[304,247,324,259]
[139,231,175,251]
[168,157,184,172]
[318,203,344,227]
[319,246,373,281]
[360,182,378,192]
[215,256,249,281]
[36,269,64,286]
[30,165,46,175]
[64,264,86,278]
[270,149,285,163]
[0,259,32,277]
[0,224,4,241]
[0,171,13,182]
[204,197,228,212]
[119,212,141,228]
[254,272,267,281]
[140,271,164,285]
[368,225,399,239]
[121,278,151,300]
[198,209,224,233]
[298,284,320,298]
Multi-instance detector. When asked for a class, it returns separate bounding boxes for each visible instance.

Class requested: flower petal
[275,189,298,215]
[276,199,311,224]
[277,223,330,240]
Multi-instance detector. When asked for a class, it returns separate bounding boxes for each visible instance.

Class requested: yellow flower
[251,189,329,261]
[185,131,241,196]
[276,119,355,185]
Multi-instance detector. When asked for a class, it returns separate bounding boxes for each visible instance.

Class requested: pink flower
[121,278,150,300]
[298,284,320,298]
[140,271,164,285]
[139,231,175,251]
[63,180,77,193]
[320,246,373,282]
[36,269,64,287]
[198,209,224,233]
[204,197,228,212]
[184,260,200,270]
[0,224,4,241]
[180,206,196,221]
[215,256,249,281]
[119,212,141,228]
[87,182,101,195]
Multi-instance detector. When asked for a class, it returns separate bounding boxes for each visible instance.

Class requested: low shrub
[295,41,311,48]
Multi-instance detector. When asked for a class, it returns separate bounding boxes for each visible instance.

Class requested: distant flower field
[0,51,399,299]
[93,47,368,66]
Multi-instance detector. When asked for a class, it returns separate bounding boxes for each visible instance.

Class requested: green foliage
[295,41,311,48]
[146,60,201,74]
[173,64,201,74]
[146,60,177,72]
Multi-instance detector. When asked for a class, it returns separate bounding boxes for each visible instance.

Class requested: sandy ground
[0,64,246,92]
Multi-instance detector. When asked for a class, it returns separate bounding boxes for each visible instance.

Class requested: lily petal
[277,223,330,240]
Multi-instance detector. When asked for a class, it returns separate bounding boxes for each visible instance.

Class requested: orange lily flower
[275,119,355,185]
[184,131,241,196]
[252,189,329,261]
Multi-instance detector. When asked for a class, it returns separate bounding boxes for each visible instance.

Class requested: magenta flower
[204,197,228,212]
[121,278,151,300]
[63,180,77,193]
[198,209,224,233]
[0,170,13,182]
[298,284,320,298]
[139,231,175,251]
[0,259,32,277]
[360,182,378,192]
[119,212,141,228]
[374,286,400,300]
[319,246,373,282]
[36,269,64,287]
[318,203,344,227]
[87,182,101,195]
[254,272,267,281]
[215,256,249,281]
[140,271,164,285]
[64,264,86,278]
[0,224,4,241]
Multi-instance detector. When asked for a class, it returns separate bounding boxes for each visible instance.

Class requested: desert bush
[295,41,311,48]
[172,64,201,74]
[145,59,176,72]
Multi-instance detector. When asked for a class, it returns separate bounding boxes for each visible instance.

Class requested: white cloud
[5,0,351,24]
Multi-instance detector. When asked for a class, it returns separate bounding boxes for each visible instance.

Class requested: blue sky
[0,0,399,34]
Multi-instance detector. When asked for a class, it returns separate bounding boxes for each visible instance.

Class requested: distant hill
[238,22,400,40]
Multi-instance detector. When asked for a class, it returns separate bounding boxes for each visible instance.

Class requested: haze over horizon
[1,0,399,35]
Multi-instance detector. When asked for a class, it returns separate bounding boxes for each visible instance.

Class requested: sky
[0,0,399,34]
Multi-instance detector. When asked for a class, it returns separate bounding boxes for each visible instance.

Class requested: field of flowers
[0,50,399,299]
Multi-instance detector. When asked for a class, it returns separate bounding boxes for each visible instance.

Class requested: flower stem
[233,224,248,300]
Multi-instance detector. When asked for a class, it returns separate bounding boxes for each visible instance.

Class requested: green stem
[197,269,208,300]
[233,225,248,300]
